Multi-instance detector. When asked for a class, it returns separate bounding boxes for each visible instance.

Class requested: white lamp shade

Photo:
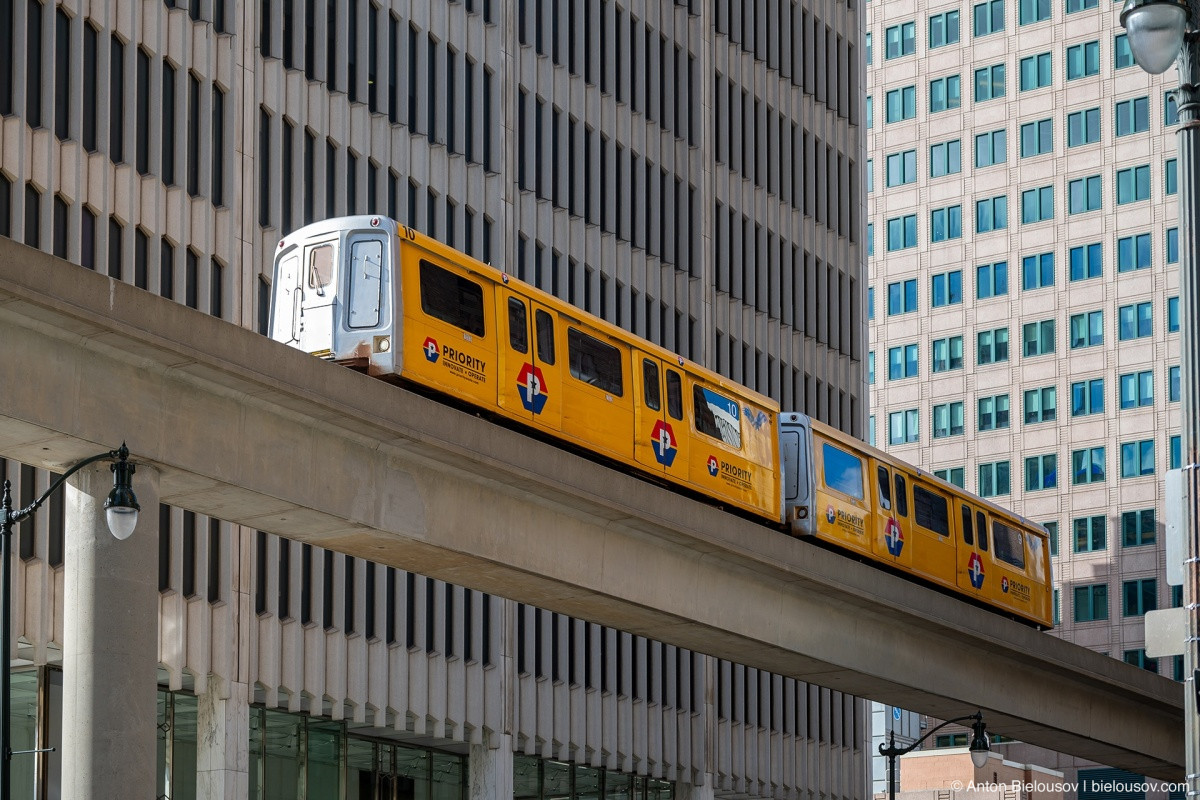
[970,748,990,768]
[106,506,139,540]
[1124,2,1189,73]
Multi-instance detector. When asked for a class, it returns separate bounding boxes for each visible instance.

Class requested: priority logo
[1001,576,1010,593]
[967,552,985,590]
[884,517,904,557]
[707,455,719,477]
[423,336,440,363]
[826,505,836,524]
[651,420,677,467]
[516,363,548,414]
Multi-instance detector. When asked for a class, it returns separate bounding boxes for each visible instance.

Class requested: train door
[905,482,957,587]
[872,465,913,570]
[956,504,990,595]
[632,356,688,478]
[272,236,339,355]
[498,289,562,429]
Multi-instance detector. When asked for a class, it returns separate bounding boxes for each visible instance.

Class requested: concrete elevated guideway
[0,239,1183,780]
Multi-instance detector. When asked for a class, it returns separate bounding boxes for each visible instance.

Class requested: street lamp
[1118,0,1200,794]
[0,444,139,800]
[878,711,990,800]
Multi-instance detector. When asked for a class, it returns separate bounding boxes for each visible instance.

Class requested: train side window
[419,260,485,336]
[914,486,950,536]
[643,359,661,411]
[308,244,334,289]
[821,442,864,500]
[961,505,974,546]
[347,239,383,328]
[693,385,742,448]
[977,511,989,551]
[992,521,1025,568]
[508,298,528,353]
[877,467,892,511]
[567,327,624,395]
[535,309,555,364]
[665,370,683,420]
[894,474,909,517]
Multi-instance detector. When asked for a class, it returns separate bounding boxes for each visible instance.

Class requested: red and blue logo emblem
[826,505,836,524]
[651,420,678,466]
[707,455,720,477]
[967,552,985,589]
[884,518,904,556]
[423,336,440,363]
[516,363,548,414]
[1001,576,1010,593]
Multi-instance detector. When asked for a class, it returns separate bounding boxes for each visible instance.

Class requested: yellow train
[270,216,1054,629]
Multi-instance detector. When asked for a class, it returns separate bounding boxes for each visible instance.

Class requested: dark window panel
[52,194,67,257]
[27,0,42,127]
[162,61,176,184]
[110,36,124,162]
[83,22,97,150]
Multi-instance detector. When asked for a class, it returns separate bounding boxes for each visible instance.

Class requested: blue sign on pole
[892,707,901,721]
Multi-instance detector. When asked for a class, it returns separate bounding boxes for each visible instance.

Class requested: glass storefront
[514,755,674,800]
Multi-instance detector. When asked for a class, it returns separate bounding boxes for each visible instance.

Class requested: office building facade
[0,0,868,796]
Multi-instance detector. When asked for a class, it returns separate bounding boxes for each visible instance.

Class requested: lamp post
[1117,0,1199,792]
[0,445,139,800]
[878,711,991,800]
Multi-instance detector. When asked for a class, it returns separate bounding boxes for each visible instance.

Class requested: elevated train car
[269,216,1053,629]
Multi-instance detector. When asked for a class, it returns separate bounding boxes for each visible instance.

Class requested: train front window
[643,360,661,411]
[822,443,864,500]
[308,244,334,289]
[877,467,892,510]
[419,260,485,336]
[567,328,624,395]
[535,310,555,364]
[665,370,683,420]
[693,385,742,448]
[508,298,528,353]
[993,521,1025,568]
[914,486,950,536]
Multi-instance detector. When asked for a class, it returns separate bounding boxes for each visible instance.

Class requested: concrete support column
[469,735,514,800]
[197,679,251,800]
[61,462,160,800]
[677,776,715,800]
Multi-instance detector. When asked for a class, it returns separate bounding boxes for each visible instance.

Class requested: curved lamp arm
[879,711,990,767]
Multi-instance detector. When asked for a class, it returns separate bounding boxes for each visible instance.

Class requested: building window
[1120,439,1155,477]
[886,149,918,186]
[1021,186,1054,223]
[1117,233,1152,272]
[1025,454,1057,491]
[976,196,1008,232]
[887,279,918,314]
[934,467,965,487]
[866,96,873,128]
[1170,364,1181,402]
[929,11,961,47]
[1067,107,1101,146]
[886,215,918,251]
[978,394,1011,431]
[1118,370,1153,408]
[868,287,875,320]
[1053,588,1061,625]
[1071,379,1104,416]
[929,140,962,177]
[1074,583,1108,622]
[886,86,916,122]
[1019,118,1053,156]
[866,32,873,64]
[1122,509,1156,547]
[974,64,1006,101]
[885,22,916,58]
[1115,96,1149,136]
[1069,310,1104,348]
[1172,435,1182,470]
[931,205,963,242]
[976,261,1009,298]
[1123,579,1158,617]
[1074,516,1107,552]
[888,343,920,380]
[1024,386,1057,423]
[1068,175,1103,214]
[1169,296,1180,331]
[1167,227,1179,264]
[1067,41,1100,77]
[978,461,1011,497]
[868,351,875,384]
[1124,649,1158,672]
[1116,165,1151,205]
[1022,319,1055,356]
[1166,90,1179,125]
[929,75,963,112]
[1046,521,1060,557]
[868,416,876,446]
[931,270,963,306]
[977,328,1010,364]
[1069,242,1103,280]
[1019,0,1050,23]
[888,409,920,444]
[1166,158,1178,194]
[1115,33,1134,68]
[932,335,964,372]
[1072,447,1106,484]
[1118,301,1153,340]
[1021,252,1054,290]
[973,0,1005,36]
[932,401,965,438]
[1019,52,1052,89]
